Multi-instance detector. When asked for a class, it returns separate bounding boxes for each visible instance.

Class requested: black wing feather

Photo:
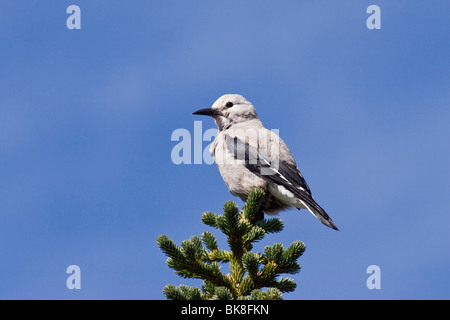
[226,135,338,230]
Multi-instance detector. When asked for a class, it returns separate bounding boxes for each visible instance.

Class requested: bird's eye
[226,102,234,108]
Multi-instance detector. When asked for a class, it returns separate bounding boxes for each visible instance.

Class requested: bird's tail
[298,197,339,231]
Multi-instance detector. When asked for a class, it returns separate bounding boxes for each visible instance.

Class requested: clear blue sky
[1,1,449,299]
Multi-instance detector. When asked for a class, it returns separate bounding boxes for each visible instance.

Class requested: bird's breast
[212,136,268,200]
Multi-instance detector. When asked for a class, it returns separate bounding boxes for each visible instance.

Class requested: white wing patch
[268,184,319,219]
[268,184,304,209]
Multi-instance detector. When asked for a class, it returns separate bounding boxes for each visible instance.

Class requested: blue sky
[0,1,449,299]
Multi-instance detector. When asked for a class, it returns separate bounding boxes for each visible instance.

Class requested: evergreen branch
[266,277,297,293]
[213,287,234,300]
[242,252,260,278]
[181,236,203,262]
[201,280,216,299]
[217,201,240,236]
[156,235,186,266]
[229,256,245,285]
[208,249,230,262]
[201,211,219,228]
[255,218,284,234]
[241,188,265,223]
[163,284,203,300]
[201,231,218,251]
[264,243,284,265]
[259,261,279,283]
[239,276,255,296]
[284,240,306,261]
[249,288,283,300]
[247,225,266,243]
[158,188,306,300]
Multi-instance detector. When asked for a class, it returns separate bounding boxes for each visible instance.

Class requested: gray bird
[193,94,338,230]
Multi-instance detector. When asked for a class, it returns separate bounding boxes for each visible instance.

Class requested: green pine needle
[157,188,306,300]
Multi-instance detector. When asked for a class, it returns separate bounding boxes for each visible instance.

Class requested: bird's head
[193,94,259,131]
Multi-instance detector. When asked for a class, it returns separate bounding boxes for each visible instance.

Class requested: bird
[193,94,338,230]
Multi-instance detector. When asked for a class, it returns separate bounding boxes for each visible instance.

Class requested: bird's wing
[224,132,338,230]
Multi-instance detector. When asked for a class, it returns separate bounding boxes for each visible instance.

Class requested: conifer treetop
[157,188,306,300]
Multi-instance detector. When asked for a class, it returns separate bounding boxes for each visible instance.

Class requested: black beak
[192,108,221,117]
